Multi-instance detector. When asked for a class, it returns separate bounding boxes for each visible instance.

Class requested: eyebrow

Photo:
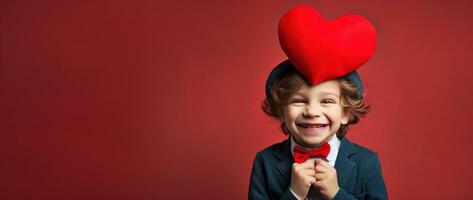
[293,92,308,98]
[319,91,340,98]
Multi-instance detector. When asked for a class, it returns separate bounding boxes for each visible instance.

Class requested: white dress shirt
[289,134,341,200]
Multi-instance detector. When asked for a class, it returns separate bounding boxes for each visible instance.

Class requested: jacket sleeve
[248,153,299,200]
[362,153,388,200]
[332,153,388,200]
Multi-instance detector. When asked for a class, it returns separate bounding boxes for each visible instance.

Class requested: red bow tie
[293,143,331,163]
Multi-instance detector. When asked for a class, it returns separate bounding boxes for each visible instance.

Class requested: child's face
[281,80,349,148]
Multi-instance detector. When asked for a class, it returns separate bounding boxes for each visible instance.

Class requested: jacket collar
[334,136,358,188]
[273,136,293,186]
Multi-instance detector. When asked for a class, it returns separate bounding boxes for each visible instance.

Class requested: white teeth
[300,124,326,128]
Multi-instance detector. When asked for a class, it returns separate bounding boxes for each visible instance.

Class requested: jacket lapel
[334,136,358,189]
[273,137,293,186]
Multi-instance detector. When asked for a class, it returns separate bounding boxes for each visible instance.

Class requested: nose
[303,103,321,118]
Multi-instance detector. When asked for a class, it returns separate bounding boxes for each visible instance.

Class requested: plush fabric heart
[278,6,377,85]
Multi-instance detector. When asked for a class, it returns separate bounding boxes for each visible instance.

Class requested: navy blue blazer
[248,136,387,200]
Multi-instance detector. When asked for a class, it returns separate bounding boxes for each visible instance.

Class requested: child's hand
[313,159,340,200]
[290,162,316,199]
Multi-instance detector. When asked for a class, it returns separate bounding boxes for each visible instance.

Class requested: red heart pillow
[278,6,377,85]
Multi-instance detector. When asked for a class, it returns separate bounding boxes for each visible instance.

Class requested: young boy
[248,6,388,200]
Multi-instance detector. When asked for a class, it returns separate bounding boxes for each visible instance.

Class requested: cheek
[282,106,302,122]
[326,107,344,120]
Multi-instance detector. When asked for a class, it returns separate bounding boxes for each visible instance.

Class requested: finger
[315,163,330,173]
[307,176,316,184]
[314,172,327,180]
[314,159,330,167]
[303,169,316,177]
[313,179,324,188]
[299,161,315,169]
[315,159,335,170]
[293,163,316,176]
[292,162,309,169]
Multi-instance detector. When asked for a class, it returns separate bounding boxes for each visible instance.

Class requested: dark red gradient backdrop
[1,0,472,199]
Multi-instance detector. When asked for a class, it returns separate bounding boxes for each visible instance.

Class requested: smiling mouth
[296,123,328,128]
[296,123,329,135]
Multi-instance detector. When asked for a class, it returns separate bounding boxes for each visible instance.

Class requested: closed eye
[291,98,307,104]
[321,99,336,104]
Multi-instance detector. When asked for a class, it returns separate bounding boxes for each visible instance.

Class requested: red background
[1,0,472,199]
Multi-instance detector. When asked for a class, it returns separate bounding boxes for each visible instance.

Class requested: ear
[341,109,349,125]
[278,108,286,121]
